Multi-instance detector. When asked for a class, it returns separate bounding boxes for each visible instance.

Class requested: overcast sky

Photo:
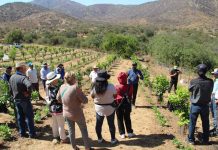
[0,0,156,6]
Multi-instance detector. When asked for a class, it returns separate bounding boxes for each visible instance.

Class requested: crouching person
[57,72,94,150]
[45,72,68,143]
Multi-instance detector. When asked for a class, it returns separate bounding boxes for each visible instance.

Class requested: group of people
[1,60,218,149]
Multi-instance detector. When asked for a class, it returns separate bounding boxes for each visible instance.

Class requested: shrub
[5,29,23,44]
[0,124,12,141]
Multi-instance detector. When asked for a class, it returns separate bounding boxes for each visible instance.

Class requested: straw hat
[46,72,60,85]
[15,62,27,68]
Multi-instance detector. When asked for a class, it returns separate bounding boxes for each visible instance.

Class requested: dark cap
[6,66,12,70]
[197,64,208,75]
[132,62,137,66]
[96,70,110,81]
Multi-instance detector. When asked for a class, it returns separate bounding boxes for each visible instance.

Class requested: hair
[93,80,108,94]
[64,72,75,84]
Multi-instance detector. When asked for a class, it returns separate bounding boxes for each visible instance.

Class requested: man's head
[132,62,137,70]
[42,63,48,69]
[16,62,27,74]
[93,65,99,72]
[28,62,33,69]
[196,64,208,77]
[211,68,218,78]
[6,66,12,75]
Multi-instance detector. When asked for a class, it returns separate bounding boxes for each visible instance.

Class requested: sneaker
[120,134,125,139]
[52,138,59,144]
[29,133,40,139]
[97,138,105,143]
[20,133,29,138]
[186,138,195,145]
[111,139,118,145]
[128,133,135,138]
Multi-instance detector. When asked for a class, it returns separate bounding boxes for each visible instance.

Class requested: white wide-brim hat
[46,72,61,85]
[211,68,218,75]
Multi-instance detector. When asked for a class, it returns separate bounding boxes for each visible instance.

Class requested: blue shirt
[40,67,50,80]
[1,73,11,82]
[127,69,144,85]
[212,79,218,94]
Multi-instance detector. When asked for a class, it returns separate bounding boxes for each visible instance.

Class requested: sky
[0,0,156,6]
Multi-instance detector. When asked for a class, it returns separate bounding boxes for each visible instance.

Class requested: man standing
[127,63,144,107]
[0,66,12,113]
[26,63,44,100]
[89,65,99,84]
[9,62,36,138]
[1,66,12,82]
[55,64,65,80]
[168,66,182,93]
[40,63,50,90]
[210,68,218,136]
[187,64,213,145]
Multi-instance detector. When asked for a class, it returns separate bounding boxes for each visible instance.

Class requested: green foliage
[8,47,17,63]
[5,29,23,44]
[97,55,117,70]
[0,124,12,141]
[42,106,50,117]
[172,138,193,150]
[75,71,83,87]
[101,33,139,58]
[34,110,42,123]
[152,75,169,96]
[152,106,168,127]
[0,50,3,61]
[149,30,216,69]
[23,32,37,43]
[0,80,10,105]
[31,91,39,102]
[168,87,190,126]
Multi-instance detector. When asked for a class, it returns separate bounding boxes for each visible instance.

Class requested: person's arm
[138,70,144,80]
[40,69,43,79]
[188,80,194,92]
[76,86,88,104]
[90,90,95,99]
[23,77,32,97]
[56,89,62,103]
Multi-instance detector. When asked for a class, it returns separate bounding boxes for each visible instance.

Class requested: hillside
[0,2,81,31]
[31,0,218,30]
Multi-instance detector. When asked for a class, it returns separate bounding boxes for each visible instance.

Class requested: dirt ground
[1,58,218,150]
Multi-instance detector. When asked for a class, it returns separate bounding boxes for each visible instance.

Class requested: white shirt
[26,68,38,83]
[89,70,98,83]
[91,84,117,116]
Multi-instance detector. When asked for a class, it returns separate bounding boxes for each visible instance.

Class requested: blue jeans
[95,112,115,140]
[188,103,209,142]
[15,100,36,136]
[211,96,217,129]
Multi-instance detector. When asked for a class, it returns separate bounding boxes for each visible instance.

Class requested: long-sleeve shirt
[57,84,88,121]
[212,79,218,94]
[40,67,50,80]
[127,69,144,85]
[189,76,213,105]
[9,71,32,101]
[1,73,11,82]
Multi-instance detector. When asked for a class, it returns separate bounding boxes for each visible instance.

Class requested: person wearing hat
[210,68,218,136]
[9,62,36,138]
[91,70,118,145]
[168,66,182,93]
[127,62,144,107]
[40,63,50,90]
[57,72,93,150]
[89,65,99,84]
[26,63,44,100]
[0,66,12,113]
[45,72,68,144]
[55,64,65,80]
[187,64,213,145]
[1,66,12,82]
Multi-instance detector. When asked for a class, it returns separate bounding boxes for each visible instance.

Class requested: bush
[23,32,37,43]
[0,124,12,141]
[101,33,139,58]
[5,29,23,44]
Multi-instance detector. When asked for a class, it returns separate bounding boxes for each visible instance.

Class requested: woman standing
[57,72,93,150]
[45,72,68,143]
[91,70,118,145]
[115,72,135,139]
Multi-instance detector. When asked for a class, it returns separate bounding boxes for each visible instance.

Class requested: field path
[3,59,179,150]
